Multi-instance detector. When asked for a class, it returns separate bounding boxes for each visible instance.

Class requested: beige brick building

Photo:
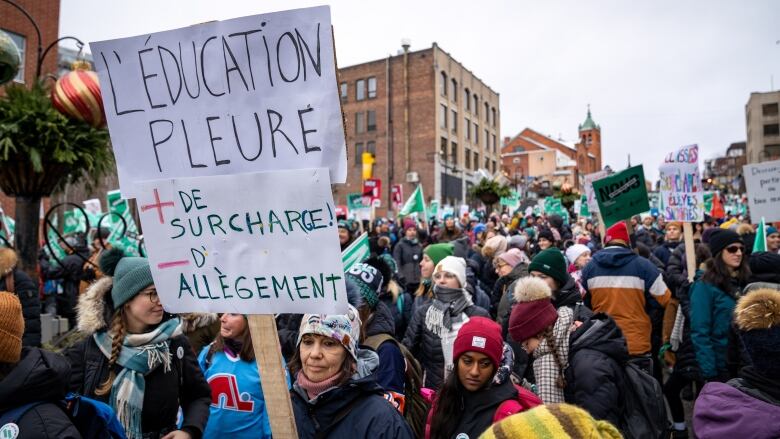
[335,42,500,215]
[745,91,780,164]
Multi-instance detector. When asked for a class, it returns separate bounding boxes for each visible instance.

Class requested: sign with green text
[592,165,650,227]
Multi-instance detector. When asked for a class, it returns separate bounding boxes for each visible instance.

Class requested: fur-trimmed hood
[76,276,113,334]
[513,276,552,303]
[736,288,780,331]
[180,313,219,332]
[0,248,17,277]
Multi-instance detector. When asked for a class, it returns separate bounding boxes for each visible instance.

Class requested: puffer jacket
[402,300,489,389]
[565,313,629,427]
[491,262,528,319]
[0,248,41,346]
[666,244,688,295]
[689,275,740,379]
[393,238,423,288]
[693,380,780,439]
[364,301,405,395]
[653,239,682,267]
[0,347,81,438]
[290,349,413,439]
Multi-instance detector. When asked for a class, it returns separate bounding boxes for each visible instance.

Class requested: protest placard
[743,159,780,222]
[583,170,608,214]
[362,178,381,207]
[658,144,704,222]
[90,6,347,199]
[136,168,347,315]
[592,165,650,227]
[500,190,519,208]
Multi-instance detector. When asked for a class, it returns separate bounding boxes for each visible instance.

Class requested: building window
[440,71,447,96]
[355,142,364,166]
[485,129,489,150]
[474,123,479,144]
[367,77,377,99]
[492,160,497,174]
[764,123,780,136]
[340,82,347,102]
[491,107,497,127]
[492,134,497,152]
[367,110,376,131]
[366,140,376,156]
[465,89,470,110]
[440,137,448,161]
[465,149,471,170]
[484,102,489,122]
[451,141,458,165]
[473,95,479,116]
[473,152,479,170]
[440,104,448,129]
[763,103,779,116]
[451,79,457,102]
[356,79,365,101]
[484,157,490,170]
[3,30,25,83]
[452,110,458,133]
[465,118,471,140]
[355,112,365,133]
[513,157,520,164]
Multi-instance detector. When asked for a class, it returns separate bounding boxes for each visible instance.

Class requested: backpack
[0,393,127,439]
[619,362,669,439]
[364,333,428,438]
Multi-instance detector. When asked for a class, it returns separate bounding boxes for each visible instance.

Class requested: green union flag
[400,185,425,217]
[342,232,370,271]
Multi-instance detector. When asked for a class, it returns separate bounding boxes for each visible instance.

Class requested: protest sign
[583,170,608,214]
[346,193,365,210]
[658,144,704,222]
[391,184,403,210]
[592,165,650,227]
[342,232,369,271]
[428,199,439,218]
[136,168,347,315]
[500,190,519,208]
[743,159,780,222]
[90,6,347,199]
[362,178,381,207]
[334,205,347,218]
[105,190,142,256]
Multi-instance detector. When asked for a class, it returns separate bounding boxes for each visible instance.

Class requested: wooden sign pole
[683,222,696,282]
[248,314,298,438]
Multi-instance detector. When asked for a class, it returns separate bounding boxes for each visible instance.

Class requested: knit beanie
[565,244,590,266]
[537,228,555,243]
[507,234,528,251]
[498,248,526,269]
[100,248,155,309]
[345,263,383,308]
[479,403,623,439]
[528,248,568,286]
[433,256,467,288]
[403,218,416,231]
[297,304,362,361]
[768,226,778,236]
[425,243,454,267]
[734,288,780,379]
[508,277,558,343]
[453,317,504,368]
[482,235,508,259]
[701,227,717,244]
[524,227,536,239]
[707,229,741,256]
[0,291,24,363]
[604,221,629,245]
[665,221,683,231]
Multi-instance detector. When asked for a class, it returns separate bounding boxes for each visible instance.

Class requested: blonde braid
[95,311,126,396]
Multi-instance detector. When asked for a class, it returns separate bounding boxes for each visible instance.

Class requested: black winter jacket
[653,240,682,267]
[672,279,702,380]
[666,245,688,295]
[491,263,528,319]
[39,247,90,322]
[0,347,81,438]
[565,313,629,427]
[65,332,211,438]
[0,268,41,347]
[393,238,423,287]
[447,378,520,439]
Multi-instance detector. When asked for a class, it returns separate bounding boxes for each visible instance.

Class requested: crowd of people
[1,208,780,438]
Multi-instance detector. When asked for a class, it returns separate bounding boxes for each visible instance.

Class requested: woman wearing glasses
[689,229,751,383]
[67,249,211,439]
[403,256,489,389]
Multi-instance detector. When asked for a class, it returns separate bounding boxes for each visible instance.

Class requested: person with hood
[289,305,413,438]
[0,247,40,347]
[747,251,780,286]
[0,292,81,438]
[393,219,423,293]
[480,235,507,292]
[508,277,573,403]
[565,244,591,298]
[654,221,683,267]
[580,221,671,372]
[39,233,91,328]
[546,214,571,244]
[437,214,463,243]
[376,253,414,340]
[493,248,530,325]
[689,229,751,382]
[479,403,623,439]
[198,313,279,439]
[403,256,489,389]
[426,317,542,439]
[692,288,780,439]
[414,243,454,313]
[66,249,211,439]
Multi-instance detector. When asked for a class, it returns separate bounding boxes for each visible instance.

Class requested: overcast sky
[60,0,780,181]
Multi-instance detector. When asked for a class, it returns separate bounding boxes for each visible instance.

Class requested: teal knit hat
[528,248,568,287]
[99,249,155,309]
[424,243,454,267]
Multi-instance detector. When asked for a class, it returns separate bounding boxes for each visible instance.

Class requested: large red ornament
[51,61,106,128]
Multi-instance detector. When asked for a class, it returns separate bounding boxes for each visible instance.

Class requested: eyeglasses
[724,245,744,254]
[144,290,161,304]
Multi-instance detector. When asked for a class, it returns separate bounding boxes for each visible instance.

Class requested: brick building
[703,141,747,194]
[745,91,780,163]
[500,107,602,191]
[335,42,500,214]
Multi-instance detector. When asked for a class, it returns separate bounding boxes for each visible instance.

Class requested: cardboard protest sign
[90,6,347,199]
[362,178,381,207]
[500,190,519,207]
[743,159,780,222]
[105,190,142,256]
[658,144,704,222]
[592,165,650,227]
[136,168,347,315]
[391,184,403,210]
[583,170,608,214]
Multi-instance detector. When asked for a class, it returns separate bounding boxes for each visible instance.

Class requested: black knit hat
[537,228,555,243]
[707,229,741,256]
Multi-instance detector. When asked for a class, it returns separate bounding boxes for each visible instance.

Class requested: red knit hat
[508,299,558,343]
[605,221,630,245]
[453,317,504,368]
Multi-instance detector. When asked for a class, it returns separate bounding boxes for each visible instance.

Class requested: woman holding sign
[66,249,211,439]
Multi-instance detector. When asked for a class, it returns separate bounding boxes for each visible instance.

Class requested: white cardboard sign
[583,170,608,214]
[658,144,704,222]
[136,168,348,314]
[743,159,780,222]
[90,6,347,199]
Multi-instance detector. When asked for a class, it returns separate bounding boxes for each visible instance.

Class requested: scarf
[296,370,346,401]
[94,318,182,439]
[425,285,473,378]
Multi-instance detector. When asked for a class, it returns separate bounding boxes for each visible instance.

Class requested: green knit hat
[529,248,568,286]
[99,249,155,309]
[425,243,454,266]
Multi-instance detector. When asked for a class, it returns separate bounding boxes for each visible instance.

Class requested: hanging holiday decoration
[51,60,106,128]
[0,30,21,86]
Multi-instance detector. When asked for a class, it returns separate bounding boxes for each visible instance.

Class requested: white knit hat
[565,244,591,266]
[434,256,467,288]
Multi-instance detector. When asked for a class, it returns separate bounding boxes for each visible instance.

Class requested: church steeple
[578,104,600,132]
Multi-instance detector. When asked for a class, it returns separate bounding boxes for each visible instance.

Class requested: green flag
[753,217,767,253]
[342,232,370,271]
[400,185,425,217]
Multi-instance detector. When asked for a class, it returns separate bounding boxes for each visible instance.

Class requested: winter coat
[532,306,573,404]
[402,301,489,389]
[290,349,413,439]
[181,313,220,354]
[65,278,211,438]
[0,249,41,346]
[653,240,681,267]
[437,226,463,243]
[276,313,304,361]
[0,347,81,438]
[393,238,423,287]
[565,313,629,427]
[379,290,413,340]
[689,277,739,379]
[39,246,90,322]
[666,244,688,295]
[634,227,656,249]
[693,381,780,439]
[364,301,406,395]
[491,262,528,319]
[581,246,671,355]
[552,275,588,316]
